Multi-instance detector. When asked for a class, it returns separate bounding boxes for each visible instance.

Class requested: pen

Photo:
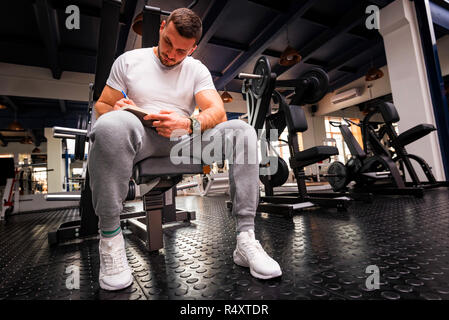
[121,90,128,99]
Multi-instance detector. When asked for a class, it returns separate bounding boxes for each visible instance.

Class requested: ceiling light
[8,120,24,131]
[221,91,233,103]
[132,12,143,36]
[279,46,301,67]
[365,67,384,81]
[20,136,33,145]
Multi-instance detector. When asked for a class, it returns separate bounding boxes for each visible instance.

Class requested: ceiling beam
[262,49,282,58]
[208,37,283,59]
[329,55,387,91]
[33,0,62,79]
[245,0,287,13]
[192,0,234,60]
[208,37,248,52]
[272,0,373,77]
[300,10,334,29]
[214,0,316,90]
[302,57,326,67]
[338,66,358,74]
[325,37,383,74]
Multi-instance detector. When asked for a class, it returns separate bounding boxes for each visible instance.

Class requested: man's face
[157,20,197,67]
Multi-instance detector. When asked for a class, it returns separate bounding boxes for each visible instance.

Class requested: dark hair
[166,8,202,45]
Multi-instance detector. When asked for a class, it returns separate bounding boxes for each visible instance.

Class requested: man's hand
[145,110,190,138]
[113,98,136,111]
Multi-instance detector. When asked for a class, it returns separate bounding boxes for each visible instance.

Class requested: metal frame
[414,0,449,180]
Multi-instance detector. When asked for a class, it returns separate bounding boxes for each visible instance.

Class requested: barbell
[53,114,89,161]
[238,56,329,105]
[52,83,94,161]
[239,56,275,100]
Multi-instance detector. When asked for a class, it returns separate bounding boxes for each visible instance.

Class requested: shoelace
[241,239,267,259]
[101,248,128,274]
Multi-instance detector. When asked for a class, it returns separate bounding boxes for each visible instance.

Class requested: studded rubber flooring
[1,188,449,300]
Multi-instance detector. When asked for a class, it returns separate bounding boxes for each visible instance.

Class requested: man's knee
[225,119,257,140]
[91,110,140,138]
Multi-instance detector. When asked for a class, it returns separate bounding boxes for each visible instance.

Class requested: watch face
[193,118,201,131]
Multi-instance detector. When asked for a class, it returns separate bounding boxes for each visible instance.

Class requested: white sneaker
[99,232,133,291]
[233,230,282,279]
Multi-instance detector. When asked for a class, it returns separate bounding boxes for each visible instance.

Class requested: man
[89,8,282,291]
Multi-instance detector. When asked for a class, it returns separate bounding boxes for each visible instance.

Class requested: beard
[157,46,182,67]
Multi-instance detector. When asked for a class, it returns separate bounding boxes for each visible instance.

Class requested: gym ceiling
[0,0,448,147]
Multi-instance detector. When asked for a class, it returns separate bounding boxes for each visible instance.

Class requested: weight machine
[362,102,448,190]
[327,99,449,196]
[236,56,355,217]
[327,118,424,197]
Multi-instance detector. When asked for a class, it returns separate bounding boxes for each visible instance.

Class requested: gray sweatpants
[87,110,259,234]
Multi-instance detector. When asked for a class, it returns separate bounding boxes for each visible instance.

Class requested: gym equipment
[361,102,448,190]
[200,172,230,196]
[239,57,354,216]
[327,119,424,197]
[1,175,16,220]
[46,0,202,252]
[240,56,329,132]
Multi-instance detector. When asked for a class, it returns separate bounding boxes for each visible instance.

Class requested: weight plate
[126,179,136,201]
[260,157,290,187]
[300,68,329,104]
[328,161,348,192]
[252,56,271,99]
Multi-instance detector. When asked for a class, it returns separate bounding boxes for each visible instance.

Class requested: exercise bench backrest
[378,102,400,123]
[339,125,367,159]
[273,91,308,134]
[285,104,308,134]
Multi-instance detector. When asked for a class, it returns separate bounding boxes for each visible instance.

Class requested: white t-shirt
[106,47,216,117]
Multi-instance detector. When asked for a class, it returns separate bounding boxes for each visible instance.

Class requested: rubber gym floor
[1,189,448,300]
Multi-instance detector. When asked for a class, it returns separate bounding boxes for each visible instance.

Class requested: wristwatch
[189,116,201,134]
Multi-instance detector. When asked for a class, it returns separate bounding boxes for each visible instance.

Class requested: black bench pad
[395,124,435,147]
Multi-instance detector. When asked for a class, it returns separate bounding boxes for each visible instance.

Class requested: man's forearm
[195,107,227,132]
[95,101,113,119]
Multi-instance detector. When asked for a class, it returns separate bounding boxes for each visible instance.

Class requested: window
[18,154,30,165]
[32,167,48,193]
